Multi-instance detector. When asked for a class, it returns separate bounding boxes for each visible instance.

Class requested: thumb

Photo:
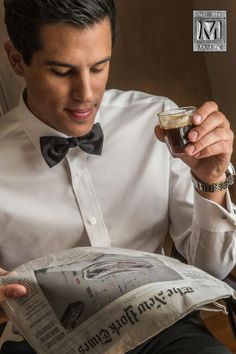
[0,268,27,302]
[154,125,165,142]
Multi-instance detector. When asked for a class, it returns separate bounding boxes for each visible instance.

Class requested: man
[0,0,235,353]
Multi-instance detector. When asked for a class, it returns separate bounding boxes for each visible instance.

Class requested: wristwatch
[191,162,236,192]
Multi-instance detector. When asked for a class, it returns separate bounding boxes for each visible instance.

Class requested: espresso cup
[158,106,196,157]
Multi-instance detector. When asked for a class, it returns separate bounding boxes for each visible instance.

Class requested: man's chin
[63,122,95,137]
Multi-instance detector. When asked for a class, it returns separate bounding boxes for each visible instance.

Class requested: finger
[188,112,230,143]
[187,139,233,160]
[154,125,165,142]
[185,128,233,156]
[0,284,27,302]
[0,268,8,276]
[192,101,219,125]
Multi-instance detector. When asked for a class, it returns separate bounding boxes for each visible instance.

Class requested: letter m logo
[193,11,227,52]
[197,20,222,40]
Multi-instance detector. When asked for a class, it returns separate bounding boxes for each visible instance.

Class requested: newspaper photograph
[0,247,235,354]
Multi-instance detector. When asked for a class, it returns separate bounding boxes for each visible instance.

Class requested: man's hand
[0,268,27,301]
[0,268,27,322]
[155,101,234,204]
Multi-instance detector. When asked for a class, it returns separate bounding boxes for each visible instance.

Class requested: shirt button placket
[68,151,110,247]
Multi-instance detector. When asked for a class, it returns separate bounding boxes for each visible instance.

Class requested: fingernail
[193,114,202,124]
[185,144,195,155]
[5,286,27,298]
[13,288,27,296]
[189,130,198,141]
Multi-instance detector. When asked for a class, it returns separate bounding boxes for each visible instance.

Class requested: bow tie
[40,123,104,168]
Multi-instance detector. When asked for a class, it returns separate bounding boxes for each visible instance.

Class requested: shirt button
[75,170,82,177]
[89,217,97,225]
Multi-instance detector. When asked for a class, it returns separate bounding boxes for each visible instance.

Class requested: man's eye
[51,69,73,77]
[91,67,104,73]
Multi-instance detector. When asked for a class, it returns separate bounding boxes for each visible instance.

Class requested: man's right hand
[0,268,27,322]
[0,268,27,301]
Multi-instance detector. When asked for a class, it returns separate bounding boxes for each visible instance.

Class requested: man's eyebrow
[94,57,111,65]
[46,57,111,68]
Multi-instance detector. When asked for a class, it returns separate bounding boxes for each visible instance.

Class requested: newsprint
[0,247,235,354]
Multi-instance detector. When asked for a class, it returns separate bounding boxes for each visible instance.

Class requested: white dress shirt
[0,89,236,278]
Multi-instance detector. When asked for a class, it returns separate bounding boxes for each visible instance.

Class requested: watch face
[227,163,236,176]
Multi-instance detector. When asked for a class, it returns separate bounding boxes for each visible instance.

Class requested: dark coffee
[161,124,194,156]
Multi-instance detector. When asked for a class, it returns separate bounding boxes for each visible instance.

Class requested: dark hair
[4,0,117,65]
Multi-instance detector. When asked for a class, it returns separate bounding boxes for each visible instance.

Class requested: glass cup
[158,106,196,157]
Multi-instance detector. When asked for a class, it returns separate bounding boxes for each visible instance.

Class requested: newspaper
[0,247,235,354]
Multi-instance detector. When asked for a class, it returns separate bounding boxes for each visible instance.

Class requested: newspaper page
[0,247,235,354]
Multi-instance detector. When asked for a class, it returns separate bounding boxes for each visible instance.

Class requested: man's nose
[71,73,93,102]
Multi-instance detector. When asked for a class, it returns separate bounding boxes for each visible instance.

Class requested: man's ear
[4,40,26,77]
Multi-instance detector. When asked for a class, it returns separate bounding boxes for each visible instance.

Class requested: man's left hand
[155,101,234,184]
[182,101,234,184]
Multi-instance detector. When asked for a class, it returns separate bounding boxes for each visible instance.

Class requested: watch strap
[191,163,235,193]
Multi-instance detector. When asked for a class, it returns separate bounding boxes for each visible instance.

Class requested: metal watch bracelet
[191,162,236,192]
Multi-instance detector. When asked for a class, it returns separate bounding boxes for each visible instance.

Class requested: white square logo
[193,10,227,52]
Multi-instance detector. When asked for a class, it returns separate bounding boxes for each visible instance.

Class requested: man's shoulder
[0,107,21,142]
[102,89,176,109]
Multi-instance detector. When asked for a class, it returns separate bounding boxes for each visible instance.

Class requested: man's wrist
[191,163,235,193]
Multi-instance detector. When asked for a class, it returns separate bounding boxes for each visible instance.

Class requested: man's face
[21,20,112,136]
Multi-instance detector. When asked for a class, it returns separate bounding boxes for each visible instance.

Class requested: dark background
[108,0,236,127]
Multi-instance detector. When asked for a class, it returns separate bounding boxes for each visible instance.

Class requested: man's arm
[155,102,235,279]
[164,156,236,279]
[155,101,234,209]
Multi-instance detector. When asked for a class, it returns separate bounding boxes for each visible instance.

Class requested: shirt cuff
[193,189,236,231]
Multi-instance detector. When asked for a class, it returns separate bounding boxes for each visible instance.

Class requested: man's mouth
[65,108,94,120]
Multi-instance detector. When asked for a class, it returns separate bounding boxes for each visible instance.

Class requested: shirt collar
[15,90,101,153]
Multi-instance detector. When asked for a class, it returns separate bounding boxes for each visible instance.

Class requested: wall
[108,0,236,126]
[194,0,236,128]
[193,0,236,198]
[0,1,23,112]
[108,0,236,200]
[108,0,212,107]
